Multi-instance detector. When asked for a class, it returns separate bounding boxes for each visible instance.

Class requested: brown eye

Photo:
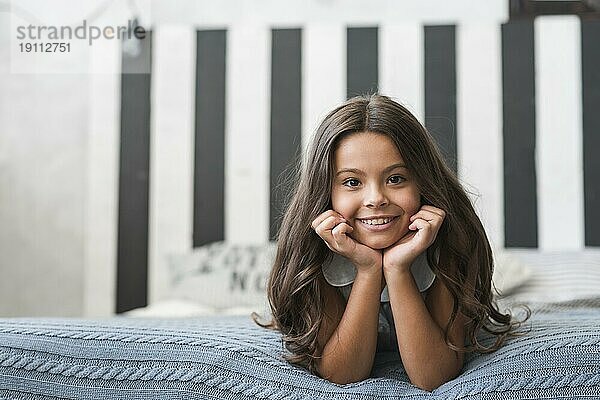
[389,175,406,184]
[343,179,360,187]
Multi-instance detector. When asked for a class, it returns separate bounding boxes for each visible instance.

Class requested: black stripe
[424,25,457,174]
[347,27,378,98]
[502,21,538,248]
[193,30,226,247]
[116,32,152,314]
[509,0,599,19]
[582,20,600,247]
[270,28,302,240]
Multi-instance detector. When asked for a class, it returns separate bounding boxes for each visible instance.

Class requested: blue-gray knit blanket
[1,299,599,399]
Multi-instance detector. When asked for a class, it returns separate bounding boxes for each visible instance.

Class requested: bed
[1,248,600,399]
[2,0,599,397]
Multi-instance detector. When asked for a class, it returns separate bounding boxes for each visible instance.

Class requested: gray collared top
[321,250,437,351]
[322,250,437,301]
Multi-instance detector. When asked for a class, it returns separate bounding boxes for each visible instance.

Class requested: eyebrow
[335,163,408,176]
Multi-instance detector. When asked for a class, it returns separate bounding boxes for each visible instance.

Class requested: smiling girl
[256,94,522,391]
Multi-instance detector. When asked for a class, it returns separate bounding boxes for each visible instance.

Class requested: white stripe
[535,16,583,251]
[84,38,120,317]
[226,25,270,243]
[148,26,196,304]
[457,23,503,249]
[150,0,506,25]
[302,24,345,159]
[379,23,424,123]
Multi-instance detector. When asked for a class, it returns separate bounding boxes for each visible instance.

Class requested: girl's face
[331,131,421,250]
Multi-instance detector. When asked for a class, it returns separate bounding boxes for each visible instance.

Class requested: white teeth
[362,217,392,225]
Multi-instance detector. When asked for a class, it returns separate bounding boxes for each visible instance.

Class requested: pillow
[162,241,531,313]
[491,249,532,296]
[123,299,218,317]
[495,249,600,303]
[123,299,266,318]
[164,241,277,313]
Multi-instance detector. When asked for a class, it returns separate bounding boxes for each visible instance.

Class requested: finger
[311,211,336,229]
[410,210,440,222]
[331,222,354,243]
[311,210,346,229]
[409,215,443,235]
[314,215,346,238]
[314,215,337,235]
[408,218,431,231]
[409,210,442,223]
[322,221,353,253]
[419,205,446,219]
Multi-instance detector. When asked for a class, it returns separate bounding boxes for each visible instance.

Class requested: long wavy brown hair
[254,94,528,374]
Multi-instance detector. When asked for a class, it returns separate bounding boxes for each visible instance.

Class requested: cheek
[400,193,422,216]
[330,190,355,218]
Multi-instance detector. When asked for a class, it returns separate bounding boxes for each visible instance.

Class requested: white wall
[0,10,88,317]
[0,0,537,317]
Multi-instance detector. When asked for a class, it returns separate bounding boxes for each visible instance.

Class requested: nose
[363,184,388,208]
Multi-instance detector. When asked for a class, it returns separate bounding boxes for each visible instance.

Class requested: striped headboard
[85,5,600,315]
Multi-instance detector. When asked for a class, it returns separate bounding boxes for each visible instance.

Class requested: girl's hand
[383,205,446,273]
[311,210,383,273]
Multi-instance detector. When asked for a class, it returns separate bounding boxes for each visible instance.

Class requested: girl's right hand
[311,210,383,273]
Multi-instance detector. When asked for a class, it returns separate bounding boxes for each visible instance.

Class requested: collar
[322,250,437,302]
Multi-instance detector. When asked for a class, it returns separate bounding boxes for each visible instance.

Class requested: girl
[256,94,524,391]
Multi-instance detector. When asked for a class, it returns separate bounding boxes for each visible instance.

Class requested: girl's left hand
[383,205,446,272]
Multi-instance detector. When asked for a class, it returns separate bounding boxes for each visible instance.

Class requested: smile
[360,217,393,225]
[357,216,399,231]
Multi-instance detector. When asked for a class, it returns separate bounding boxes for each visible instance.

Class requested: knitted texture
[1,302,599,399]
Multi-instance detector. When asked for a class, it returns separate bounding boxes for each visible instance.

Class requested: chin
[359,237,397,250]
[367,242,390,250]
[355,230,407,250]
